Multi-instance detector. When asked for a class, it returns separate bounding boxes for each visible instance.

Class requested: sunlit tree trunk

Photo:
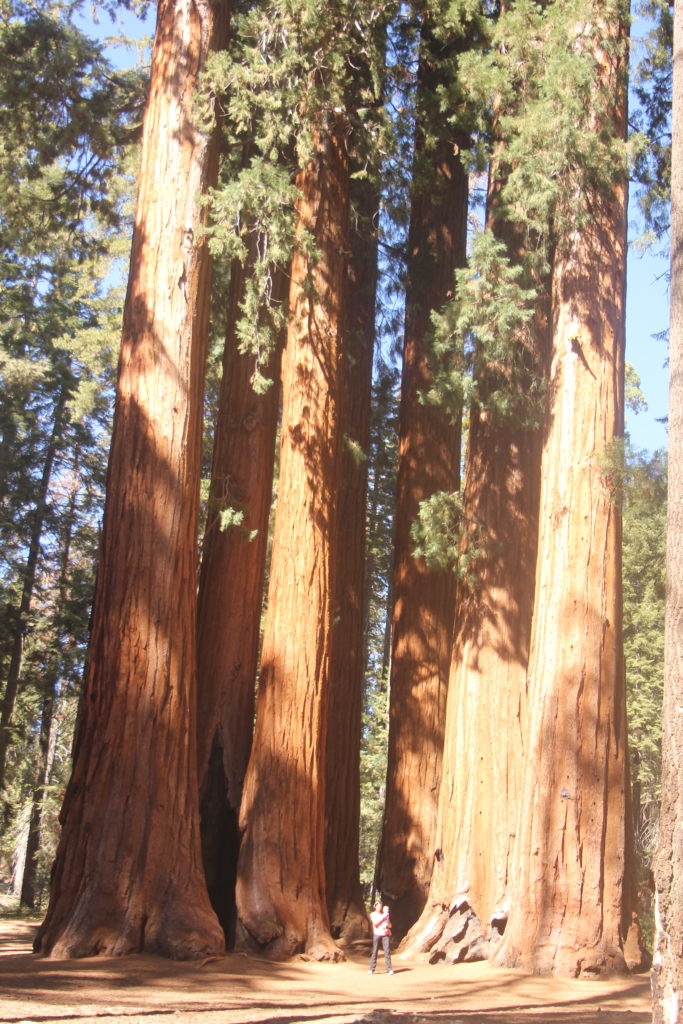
[378,24,468,939]
[494,4,635,976]
[652,0,683,1017]
[401,94,550,958]
[197,248,285,946]
[325,179,377,944]
[402,275,548,964]
[235,123,349,961]
[34,0,229,959]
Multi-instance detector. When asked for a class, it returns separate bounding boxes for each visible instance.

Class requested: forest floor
[0,915,652,1024]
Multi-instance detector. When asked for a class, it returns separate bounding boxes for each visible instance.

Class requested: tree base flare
[35,897,225,961]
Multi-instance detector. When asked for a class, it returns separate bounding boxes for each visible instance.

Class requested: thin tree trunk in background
[494,5,636,976]
[378,23,468,939]
[325,178,377,944]
[0,389,66,796]
[235,123,349,961]
[34,0,229,959]
[20,463,80,910]
[197,246,285,947]
[652,0,683,1016]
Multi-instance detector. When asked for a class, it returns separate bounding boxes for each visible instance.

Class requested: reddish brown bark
[401,133,549,962]
[325,180,377,944]
[378,29,468,939]
[197,250,285,945]
[401,367,546,963]
[652,0,683,1017]
[34,0,228,960]
[494,7,634,977]
[235,124,349,961]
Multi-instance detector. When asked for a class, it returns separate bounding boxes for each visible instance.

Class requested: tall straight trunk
[20,463,80,910]
[325,178,377,944]
[0,388,66,795]
[378,25,468,939]
[34,0,229,960]
[401,112,549,960]
[494,5,635,977]
[235,123,349,961]
[196,246,285,946]
[402,292,548,962]
[652,0,683,1017]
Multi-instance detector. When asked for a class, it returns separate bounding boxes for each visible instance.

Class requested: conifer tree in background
[0,9,141,806]
[34,0,229,958]
[652,0,683,1014]
[495,0,638,975]
[378,4,470,939]
[623,447,666,865]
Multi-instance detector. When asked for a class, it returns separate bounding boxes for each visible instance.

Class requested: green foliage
[410,489,482,582]
[202,0,395,382]
[359,673,388,890]
[0,0,142,892]
[427,230,544,426]
[424,0,630,435]
[623,446,666,865]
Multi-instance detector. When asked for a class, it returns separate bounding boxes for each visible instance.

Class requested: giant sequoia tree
[378,10,469,939]
[34,0,228,958]
[652,0,683,1016]
[235,119,350,960]
[325,176,378,944]
[196,247,285,944]
[495,0,636,976]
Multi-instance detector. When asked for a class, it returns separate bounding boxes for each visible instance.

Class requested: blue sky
[626,238,669,455]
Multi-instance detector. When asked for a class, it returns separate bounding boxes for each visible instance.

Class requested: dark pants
[370,933,392,972]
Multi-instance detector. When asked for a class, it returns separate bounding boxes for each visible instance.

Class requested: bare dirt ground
[0,917,652,1024]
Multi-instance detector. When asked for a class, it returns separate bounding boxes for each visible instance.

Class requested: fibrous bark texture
[402,361,546,965]
[494,7,634,977]
[197,250,285,946]
[34,0,228,960]
[378,27,468,940]
[652,0,683,1018]
[325,179,377,945]
[235,125,349,962]
[401,133,549,963]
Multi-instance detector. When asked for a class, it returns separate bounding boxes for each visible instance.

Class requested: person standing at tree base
[368,900,394,974]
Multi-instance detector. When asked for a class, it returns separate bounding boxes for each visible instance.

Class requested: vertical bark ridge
[494,4,635,976]
[235,123,349,961]
[378,21,469,939]
[34,0,229,960]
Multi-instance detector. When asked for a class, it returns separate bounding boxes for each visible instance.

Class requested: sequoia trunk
[378,25,468,938]
[652,0,683,1016]
[34,0,228,959]
[235,124,349,961]
[197,250,285,946]
[402,284,547,963]
[325,178,377,944]
[494,5,635,976]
